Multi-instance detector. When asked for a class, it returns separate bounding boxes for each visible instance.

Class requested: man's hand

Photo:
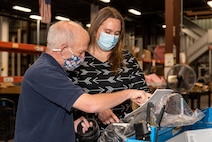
[130,91,152,106]
[98,109,119,125]
[74,116,93,133]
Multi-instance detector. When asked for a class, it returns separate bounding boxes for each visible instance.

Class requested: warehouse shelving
[0,41,46,54]
[0,41,46,83]
[0,76,23,83]
[142,58,164,64]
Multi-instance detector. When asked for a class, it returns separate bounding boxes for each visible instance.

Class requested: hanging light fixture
[128,9,141,16]
[55,16,70,21]
[207,1,212,8]
[12,5,31,12]
[29,15,42,20]
[99,0,110,3]
[86,23,91,28]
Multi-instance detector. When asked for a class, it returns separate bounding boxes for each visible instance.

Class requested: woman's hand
[98,109,119,125]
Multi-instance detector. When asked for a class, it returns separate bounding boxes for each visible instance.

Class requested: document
[123,89,173,123]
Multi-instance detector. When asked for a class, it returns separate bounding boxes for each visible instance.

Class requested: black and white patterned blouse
[69,50,150,125]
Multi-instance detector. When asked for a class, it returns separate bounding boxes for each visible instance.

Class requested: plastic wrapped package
[97,89,205,142]
[97,122,135,142]
[152,93,205,127]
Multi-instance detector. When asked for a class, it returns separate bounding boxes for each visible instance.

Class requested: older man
[14,21,150,142]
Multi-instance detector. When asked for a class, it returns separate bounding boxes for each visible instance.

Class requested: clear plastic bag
[97,122,134,142]
[152,93,205,127]
[97,91,205,141]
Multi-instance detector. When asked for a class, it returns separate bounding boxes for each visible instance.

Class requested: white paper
[123,89,173,122]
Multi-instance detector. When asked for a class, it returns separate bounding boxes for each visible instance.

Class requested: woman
[69,6,151,141]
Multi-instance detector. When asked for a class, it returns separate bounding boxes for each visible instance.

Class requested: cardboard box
[142,49,151,60]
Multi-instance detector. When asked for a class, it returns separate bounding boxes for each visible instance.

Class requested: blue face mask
[63,48,84,71]
[97,32,119,51]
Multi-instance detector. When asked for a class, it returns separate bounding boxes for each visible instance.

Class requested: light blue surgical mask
[97,32,119,51]
[63,48,84,71]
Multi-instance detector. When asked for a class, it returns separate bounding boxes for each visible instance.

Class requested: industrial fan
[166,64,196,93]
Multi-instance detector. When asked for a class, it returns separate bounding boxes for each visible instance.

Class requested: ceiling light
[12,5,31,12]
[128,9,141,16]
[99,0,110,3]
[162,25,166,28]
[86,23,91,28]
[29,15,42,20]
[207,1,212,8]
[55,16,70,21]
